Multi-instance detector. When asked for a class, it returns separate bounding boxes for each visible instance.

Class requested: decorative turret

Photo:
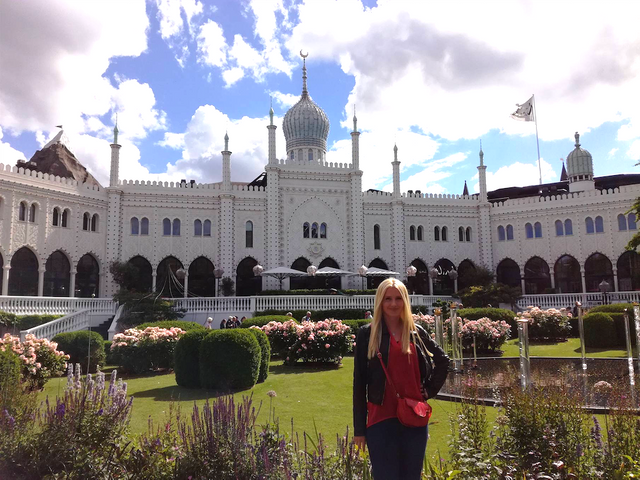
[109,122,121,188]
[282,52,330,162]
[267,98,277,165]
[566,132,595,192]
[392,144,400,197]
[351,105,360,170]
[477,142,487,202]
[222,131,231,190]
[462,180,469,197]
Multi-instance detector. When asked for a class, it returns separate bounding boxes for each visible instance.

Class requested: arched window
[554,255,582,293]
[497,258,521,288]
[163,218,171,236]
[172,218,180,236]
[434,226,440,241]
[141,217,149,235]
[584,253,614,292]
[91,214,98,232]
[203,219,211,236]
[417,226,423,241]
[44,251,71,297]
[374,224,381,250]
[236,257,262,295]
[303,222,310,238]
[188,257,215,297]
[246,221,253,248]
[320,222,327,239]
[524,256,551,294]
[19,202,27,221]
[83,212,90,231]
[410,226,416,241]
[308,150,313,161]
[311,222,318,239]
[534,222,542,238]
[617,251,640,291]
[52,208,60,226]
[29,203,36,222]
[127,255,153,292]
[156,256,184,296]
[9,247,39,296]
[628,213,637,230]
[466,227,471,242]
[618,214,627,231]
[76,253,100,297]
[408,259,429,294]
[586,216,595,234]
[564,219,573,235]
[458,226,464,242]
[595,216,604,233]
[525,223,533,239]
[131,217,139,235]
[506,224,514,240]
[368,258,390,289]
[441,226,448,242]
[555,220,563,236]
[62,209,69,228]
[457,259,476,290]
[498,225,506,241]
[194,219,202,236]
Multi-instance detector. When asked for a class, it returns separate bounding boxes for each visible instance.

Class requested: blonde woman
[353,278,449,479]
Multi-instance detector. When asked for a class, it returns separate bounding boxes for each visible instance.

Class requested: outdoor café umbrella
[260,266,308,290]
[363,267,400,277]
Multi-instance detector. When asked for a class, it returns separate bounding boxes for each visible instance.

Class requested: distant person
[205,317,213,329]
[286,312,293,318]
[302,311,312,322]
[240,316,246,324]
[220,318,227,329]
[364,311,372,320]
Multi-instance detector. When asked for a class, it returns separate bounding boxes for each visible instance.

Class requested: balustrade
[0,296,116,315]
[20,309,90,341]
[518,292,640,310]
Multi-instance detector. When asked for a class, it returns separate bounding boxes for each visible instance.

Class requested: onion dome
[566,132,593,182]
[282,55,330,156]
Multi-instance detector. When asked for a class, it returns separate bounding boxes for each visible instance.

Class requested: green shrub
[52,331,105,373]
[341,319,371,337]
[239,316,295,328]
[137,320,205,331]
[583,312,617,348]
[247,328,270,382]
[104,340,117,365]
[258,309,369,321]
[458,307,517,335]
[199,330,261,390]
[588,303,634,314]
[175,330,211,388]
[608,312,637,347]
[0,347,24,410]
[111,327,184,374]
[259,289,377,296]
[0,311,18,328]
[16,314,62,331]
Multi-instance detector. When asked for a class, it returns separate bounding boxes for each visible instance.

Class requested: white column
[428,276,433,296]
[521,277,526,294]
[2,265,10,295]
[613,269,619,291]
[38,268,45,296]
[69,269,76,297]
[183,272,189,298]
[549,269,555,290]
[580,269,587,293]
[152,272,157,292]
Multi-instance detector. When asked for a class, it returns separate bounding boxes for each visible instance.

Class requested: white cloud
[229,34,264,72]
[197,19,227,68]
[628,141,640,162]
[270,91,299,108]
[158,132,186,149]
[472,158,557,193]
[222,67,245,87]
[0,127,26,164]
[399,153,468,194]
[608,148,619,157]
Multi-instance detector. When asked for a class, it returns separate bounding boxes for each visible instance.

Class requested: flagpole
[532,94,542,185]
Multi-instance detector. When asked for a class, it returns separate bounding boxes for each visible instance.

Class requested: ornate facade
[1,61,640,299]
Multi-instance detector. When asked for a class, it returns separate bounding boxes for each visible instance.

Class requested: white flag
[511,95,535,121]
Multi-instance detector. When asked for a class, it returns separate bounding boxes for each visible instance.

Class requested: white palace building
[2,60,640,315]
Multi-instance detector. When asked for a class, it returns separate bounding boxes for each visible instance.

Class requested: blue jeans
[366,418,428,480]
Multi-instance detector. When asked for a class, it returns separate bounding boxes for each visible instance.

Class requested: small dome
[566,132,593,180]
[282,58,330,153]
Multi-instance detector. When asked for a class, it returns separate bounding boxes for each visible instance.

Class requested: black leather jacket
[352,321,450,436]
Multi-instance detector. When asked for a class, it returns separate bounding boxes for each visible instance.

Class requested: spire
[113,116,119,145]
[300,50,309,98]
[479,140,484,166]
[393,143,398,162]
[269,97,274,126]
[224,131,229,151]
[574,131,580,147]
[462,180,469,197]
[353,105,358,132]
[560,158,568,181]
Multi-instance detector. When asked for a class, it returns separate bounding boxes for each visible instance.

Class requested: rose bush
[111,326,185,373]
[259,319,353,365]
[0,333,69,389]
[516,307,572,340]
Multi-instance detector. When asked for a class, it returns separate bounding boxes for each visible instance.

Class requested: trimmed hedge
[52,331,105,373]
[200,330,261,390]
[258,309,371,322]
[341,319,371,337]
[583,313,618,348]
[588,303,634,314]
[248,328,270,382]
[136,320,205,331]
[16,314,62,331]
[608,312,637,347]
[175,330,211,388]
[239,316,296,328]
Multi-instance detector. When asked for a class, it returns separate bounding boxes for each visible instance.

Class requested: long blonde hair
[367,278,419,359]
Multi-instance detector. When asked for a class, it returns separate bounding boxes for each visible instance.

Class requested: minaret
[392,144,401,197]
[109,122,120,187]
[477,143,487,203]
[351,106,360,170]
[222,132,231,190]
[267,99,277,165]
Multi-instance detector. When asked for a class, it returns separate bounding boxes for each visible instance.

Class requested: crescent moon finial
[300,50,308,59]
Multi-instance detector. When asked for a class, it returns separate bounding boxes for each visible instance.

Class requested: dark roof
[462,180,469,196]
[560,162,568,181]
[247,171,267,187]
[488,173,640,202]
[17,142,101,187]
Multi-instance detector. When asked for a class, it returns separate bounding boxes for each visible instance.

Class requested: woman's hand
[421,386,429,400]
[353,435,366,451]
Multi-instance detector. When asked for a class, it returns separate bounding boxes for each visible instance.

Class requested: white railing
[0,296,117,316]
[518,291,640,310]
[107,304,126,341]
[172,296,254,313]
[20,309,90,341]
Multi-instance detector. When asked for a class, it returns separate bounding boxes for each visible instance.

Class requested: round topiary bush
[199,330,261,390]
[52,331,105,373]
[136,320,205,331]
[247,328,270,382]
[175,329,211,388]
[583,312,617,348]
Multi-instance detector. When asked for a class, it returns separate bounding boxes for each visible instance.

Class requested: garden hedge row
[174,330,210,388]
[136,320,205,331]
[341,319,371,337]
[200,330,261,390]
[260,289,377,296]
[0,312,62,331]
[248,328,270,382]
[583,312,618,348]
[457,307,517,334]
[239,316,296,328]
[52,331,105,373]
[589,303,634,314]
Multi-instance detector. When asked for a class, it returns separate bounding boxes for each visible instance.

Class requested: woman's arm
[352,327,369,437]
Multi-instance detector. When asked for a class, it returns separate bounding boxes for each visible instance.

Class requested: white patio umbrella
[314,267,357,276]
[260,266,308,290]
[364,267,400,277]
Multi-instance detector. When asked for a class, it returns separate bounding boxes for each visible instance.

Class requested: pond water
[437,357,640,411]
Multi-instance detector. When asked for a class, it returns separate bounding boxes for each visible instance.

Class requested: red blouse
[367,335,423,428]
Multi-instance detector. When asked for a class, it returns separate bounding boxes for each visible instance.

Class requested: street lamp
[214,267,224,297]
[599,279,611,305]
[406,265,417,294]
[358,265,368,291]
[253,264,263,276]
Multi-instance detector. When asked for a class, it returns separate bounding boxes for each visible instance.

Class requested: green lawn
[499,337,637,358]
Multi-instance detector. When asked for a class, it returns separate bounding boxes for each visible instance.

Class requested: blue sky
[1,0,639,194]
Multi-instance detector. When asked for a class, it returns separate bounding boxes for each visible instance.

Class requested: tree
[109,261,144,292]
[220,277,235,297]
[627,197,640,251]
